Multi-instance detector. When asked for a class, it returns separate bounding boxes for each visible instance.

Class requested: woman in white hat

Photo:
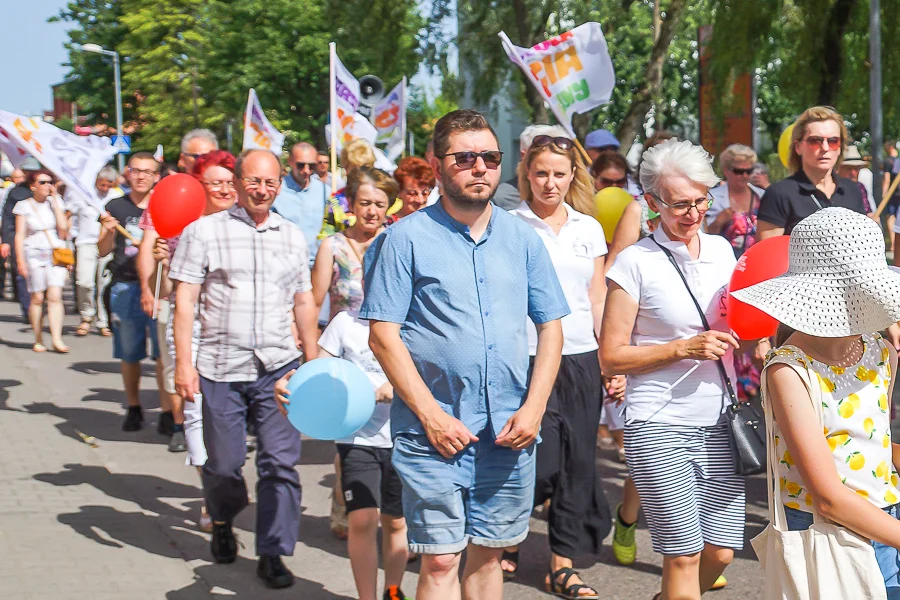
[733,207,900,595]
[600,138,748,599]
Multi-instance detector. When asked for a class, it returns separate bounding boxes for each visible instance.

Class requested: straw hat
[730,207,900,337]
[842,145,867,167]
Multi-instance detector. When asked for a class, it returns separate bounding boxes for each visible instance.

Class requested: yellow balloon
[594,187,634,243]
[778,123,796,169]
[387,197,403,216]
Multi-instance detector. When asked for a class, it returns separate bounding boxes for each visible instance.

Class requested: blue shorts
[785,504,900,599]
[391,429,536,555]
[109,281,159,363]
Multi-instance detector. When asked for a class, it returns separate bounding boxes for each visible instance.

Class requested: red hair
[394,156,436,190]
[191,150,236,180]
[26,168,54,186]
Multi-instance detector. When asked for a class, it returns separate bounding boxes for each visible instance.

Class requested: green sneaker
[612,503,637,565]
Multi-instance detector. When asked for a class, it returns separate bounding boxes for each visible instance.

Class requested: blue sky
[0,0,71,115]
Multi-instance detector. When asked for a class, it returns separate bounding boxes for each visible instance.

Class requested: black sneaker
[122,406,143,431]
[257,555,294,589]
[210,522,237,564]
[168,429,187,453]
[157,410,175,436]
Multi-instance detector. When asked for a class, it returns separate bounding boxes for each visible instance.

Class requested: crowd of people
[1,102,900,600]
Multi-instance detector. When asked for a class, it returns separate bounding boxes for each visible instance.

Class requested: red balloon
[727,235,790,339]
[147,173,206,238]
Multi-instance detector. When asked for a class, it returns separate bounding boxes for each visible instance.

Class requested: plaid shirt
[169,205,312,382]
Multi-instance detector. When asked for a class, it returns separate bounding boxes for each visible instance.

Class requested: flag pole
[329,43,338,197]
[243,89,253,152]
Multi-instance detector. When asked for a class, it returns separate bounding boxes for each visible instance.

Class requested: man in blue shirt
[361,109,568,600]
[272,142,327,266]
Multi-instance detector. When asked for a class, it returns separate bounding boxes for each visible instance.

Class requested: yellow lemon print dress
[766,334,900,512]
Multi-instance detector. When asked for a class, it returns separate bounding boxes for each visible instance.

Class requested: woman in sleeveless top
[732,207,900,596]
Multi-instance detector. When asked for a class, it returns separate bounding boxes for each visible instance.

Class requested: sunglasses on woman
[730,167,753,175]
[438,150,503,170]
[531,135,574,151]
[803,136,841,151]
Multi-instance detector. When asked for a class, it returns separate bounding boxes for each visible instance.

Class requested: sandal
[32,343,47,353]
[545,567,599,599]
[501,549,519,579]
[75,322,91,336]
[53,344,70,354]
[100,327,112,337]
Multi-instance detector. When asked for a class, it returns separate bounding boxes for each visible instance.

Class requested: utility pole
[871,0,883,210]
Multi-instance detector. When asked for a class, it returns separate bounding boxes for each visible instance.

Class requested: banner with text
[499,22,615,138]
[0,110,117,206]
[325,110,378,153]
[373,79,406,145]
[242,88,285,154]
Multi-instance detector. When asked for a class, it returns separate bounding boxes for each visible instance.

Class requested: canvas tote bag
[751,357,886,600]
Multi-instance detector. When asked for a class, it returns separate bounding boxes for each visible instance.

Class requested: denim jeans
[785,505,900,599]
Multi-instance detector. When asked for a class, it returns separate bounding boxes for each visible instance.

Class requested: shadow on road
[70,360,156,377]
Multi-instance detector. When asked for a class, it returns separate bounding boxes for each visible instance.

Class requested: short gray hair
[720,143,757,170]
[181,129,219,153]
[519,124,570,153]
[96,166,119,182]
[639,138,719,197]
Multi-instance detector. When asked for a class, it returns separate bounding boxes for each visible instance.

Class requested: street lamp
[75,43,124,171]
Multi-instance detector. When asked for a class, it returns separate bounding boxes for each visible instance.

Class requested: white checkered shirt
[169,205,312,382]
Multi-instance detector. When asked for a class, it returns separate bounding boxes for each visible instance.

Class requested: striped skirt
[624,420,746,556]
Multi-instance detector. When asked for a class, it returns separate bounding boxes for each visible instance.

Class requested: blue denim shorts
[109,281,159,363]
[391,429,536,555]
[785,505,900,599]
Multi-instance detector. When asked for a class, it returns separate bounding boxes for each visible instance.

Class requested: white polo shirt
[512,202,607,356]
[606,227,738,427]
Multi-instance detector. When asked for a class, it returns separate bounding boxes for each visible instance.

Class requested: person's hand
[274,369,295,416]
[604,375,626,405]
[679,330,739,361]
[495,402,543,450]
[175,362,200,401]
[0,243,9,259]
[754,338,772,364]
[140,288,157,317]
[99,212,119,232]
[422,410,479,458]
[152,238,170,265]
[17,260,27,279]
[375,382,393,403]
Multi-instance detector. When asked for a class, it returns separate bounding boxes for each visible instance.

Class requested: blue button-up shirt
[360,200,570,439]
[272,174,327,265]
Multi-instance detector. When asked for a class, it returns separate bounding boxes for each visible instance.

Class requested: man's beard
[442,174,497,212]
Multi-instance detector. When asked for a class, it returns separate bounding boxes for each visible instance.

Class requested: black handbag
[651,238,766,476]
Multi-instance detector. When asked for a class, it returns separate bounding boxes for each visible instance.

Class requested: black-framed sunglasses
[531,135,574,151]
[437,150,503,170]
[651,193,714,216]
[295,161,316,171]
[730,167,753,175]
[34,179,54,185]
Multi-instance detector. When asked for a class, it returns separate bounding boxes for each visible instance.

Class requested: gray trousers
[200,360,301,556]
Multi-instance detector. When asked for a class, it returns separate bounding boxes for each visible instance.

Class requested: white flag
[325,111,378,153]
[153,144,164,162]
[333,51,361,114]
[0,110,117,205]
[242,89,286,154]
[373,80,406,146]
[499,23,615,137]
[0,126,29,168]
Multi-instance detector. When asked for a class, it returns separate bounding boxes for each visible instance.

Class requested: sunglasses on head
[531,135,574,151]
[803,136,841,151]
[295,162,316,170]
[731,167,753,175]
[438,150,503,170]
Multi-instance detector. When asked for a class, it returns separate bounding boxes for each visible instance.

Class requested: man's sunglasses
[531,135,574,151]
[295,162,317,171]
[803,136,841,151]
[438,151,503,170]
[730,167,753,175]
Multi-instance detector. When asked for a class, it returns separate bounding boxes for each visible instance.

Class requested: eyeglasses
[531,135,574,151]
[730,167,753,175]
[183,152,204,159]
[241,177,281,190]
[202,180,235,191]
[437,150,503,170]
[803,136,841,151]
[598,176,627,187]
[34,179,54,185]
[295,162,316,171]
[128,168,158,177]
[652,193,714,216]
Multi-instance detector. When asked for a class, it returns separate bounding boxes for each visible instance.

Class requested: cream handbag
[751,359,887,600]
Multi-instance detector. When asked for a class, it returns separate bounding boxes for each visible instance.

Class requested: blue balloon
[285,358,376,440]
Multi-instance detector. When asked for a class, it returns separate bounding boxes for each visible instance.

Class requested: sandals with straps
[501,549,519,579]
[545,567,599,599]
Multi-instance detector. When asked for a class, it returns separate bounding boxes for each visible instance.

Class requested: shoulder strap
[650,237,740,409]
[28,199,57,247]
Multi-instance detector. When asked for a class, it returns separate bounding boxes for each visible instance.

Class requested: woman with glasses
[14,169,69,353]
[757,105,867,239]
[705,144,766,255]
[387,156,435,224]
[504,131,607,599]
[601,139,748,600]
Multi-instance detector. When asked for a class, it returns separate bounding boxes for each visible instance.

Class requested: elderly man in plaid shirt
[169,149,319,589]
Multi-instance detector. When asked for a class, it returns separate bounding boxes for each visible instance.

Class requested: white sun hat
[730,207,900,337]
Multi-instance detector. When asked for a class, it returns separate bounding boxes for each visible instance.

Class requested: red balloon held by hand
[727,235,790,339]
[147,174,206,238]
